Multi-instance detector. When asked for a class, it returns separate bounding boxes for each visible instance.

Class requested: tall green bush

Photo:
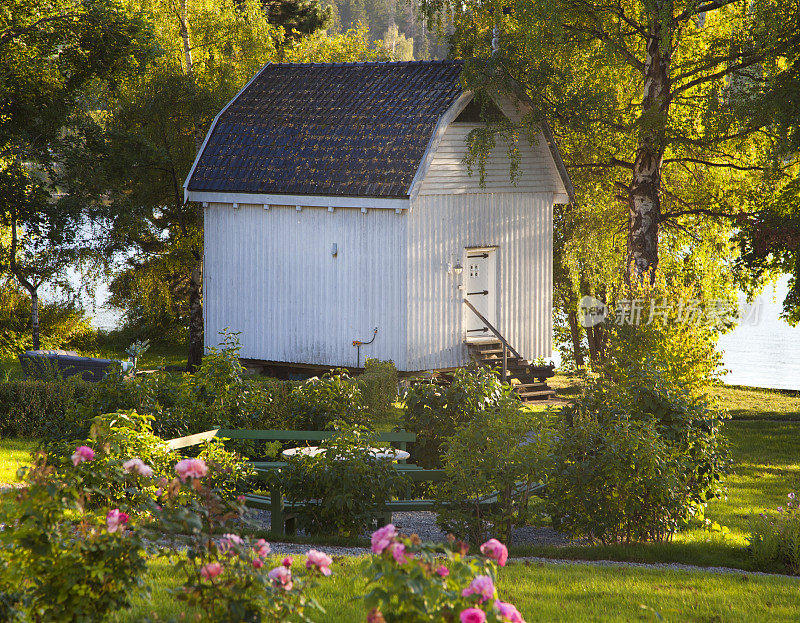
[357,358,398,425]
[275,424,407,536]
[548,412,690,544]
[402,365,518,468]
[0,379,96,439]
[435,402,552,545]
[289,369,367,430]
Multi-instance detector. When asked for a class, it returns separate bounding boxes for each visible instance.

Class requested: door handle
[467,290,489,296]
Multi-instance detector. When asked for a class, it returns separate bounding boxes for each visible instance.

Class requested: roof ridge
[270,59,464,69]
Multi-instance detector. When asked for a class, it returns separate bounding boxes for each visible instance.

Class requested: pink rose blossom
[389,542,410,564]
[436,565,449,577]
[122,458,154,477]
[252,558,264,569]
[306,549,333,576]
[282,556,293,568]
[371,524,398,554]
[200,562,223,580]
[495,600,525,623]
[219,533,243,554]
[106,509,129,534]
[268,565,293,590]
[71,445,95,466]
[255,538,271,557]
[462,575,495,604]
[480,538,508,566]
[460,608,487,623]
[175,458,208,481]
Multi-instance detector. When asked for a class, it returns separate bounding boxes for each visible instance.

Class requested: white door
[464,248,497,341]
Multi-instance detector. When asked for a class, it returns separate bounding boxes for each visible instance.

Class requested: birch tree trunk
[627,0,673,281]
[9,215,41,350]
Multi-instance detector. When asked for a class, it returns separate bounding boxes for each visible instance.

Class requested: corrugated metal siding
[204,203,408,369]
[418,123,556,195]
[406,193,553,371]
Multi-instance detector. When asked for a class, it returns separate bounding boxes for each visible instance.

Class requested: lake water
[717,275,800,390]
[75,272,800,390]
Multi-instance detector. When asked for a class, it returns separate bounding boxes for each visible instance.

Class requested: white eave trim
[186,190,410,211]
[407,91,474,203]
[183,62,273,203]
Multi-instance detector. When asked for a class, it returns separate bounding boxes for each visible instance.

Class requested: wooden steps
[468,340,555,402]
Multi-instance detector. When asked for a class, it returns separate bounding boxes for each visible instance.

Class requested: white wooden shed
[184,60,573,379]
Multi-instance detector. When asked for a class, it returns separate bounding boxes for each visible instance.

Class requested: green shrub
[402,365,518,468]
[750,493,800,573]
[435,401,552,545]
[0,378,96,439]
[289,369,368,430]
[358,359,398,424]
[0,279,94,357]
[197,437,257,500]
[275,424,408,536]
[0,449,149,621]
[548,412,690,544]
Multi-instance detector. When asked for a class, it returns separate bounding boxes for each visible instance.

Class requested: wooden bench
[166,428,445,534]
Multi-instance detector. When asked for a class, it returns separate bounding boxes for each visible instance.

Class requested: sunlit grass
[0,438,35,483]
[114,555,800,622]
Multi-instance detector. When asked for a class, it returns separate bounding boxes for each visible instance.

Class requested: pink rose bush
[122,458,154,477]
[200,562,223,580]
[364,527,524,622]
[71,445,95,466]
[480,539,508,567]
[460,608,487,623]
[306,549,333,576]
[175,457,208,481]
[268,565,294,591]
[106,509,130,534]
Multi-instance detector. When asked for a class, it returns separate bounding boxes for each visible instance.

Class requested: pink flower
[255,538,271,557]
[495,600,525,623]
[460,608,487,623]
[282,556,293,568]
[778,506,784,513]
[200,562,223,580]
[252,558,264,569]
[789,493,796,500]
[371,524,398,554]
[306,549,333,576]
[237,495,246,504]
[480,539,508,567]
[389,542,409,564]
[219,533,243,554]
[71,445,95,466]
[106,509,129,534]
[175,458,208,481]
[268,565,293,591]
[436,565,449,577]
[123,458,154,477]
[462,575,495,604]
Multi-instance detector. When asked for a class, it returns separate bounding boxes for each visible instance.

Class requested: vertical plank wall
[204,203,408,369]
[405,193,553,371]
[406,118,558,371]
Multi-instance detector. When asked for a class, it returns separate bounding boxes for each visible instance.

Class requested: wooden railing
[463,298,522,381]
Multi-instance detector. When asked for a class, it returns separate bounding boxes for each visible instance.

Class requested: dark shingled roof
[186,60,465,198]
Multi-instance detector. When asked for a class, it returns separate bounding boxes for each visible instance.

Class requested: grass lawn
[714,385,800,420]
[112,555,800,622]
[0,438,36,483]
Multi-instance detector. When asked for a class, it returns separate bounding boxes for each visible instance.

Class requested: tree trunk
[8,213,41,351]
[187,252,203,372]
[566,309,585,368]
[585,324,607,369]
[29,288,39,351]
[627,0,673,281]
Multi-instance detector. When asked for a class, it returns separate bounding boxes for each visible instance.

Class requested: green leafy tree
[0,0,151,349]
[429,0,800,283]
